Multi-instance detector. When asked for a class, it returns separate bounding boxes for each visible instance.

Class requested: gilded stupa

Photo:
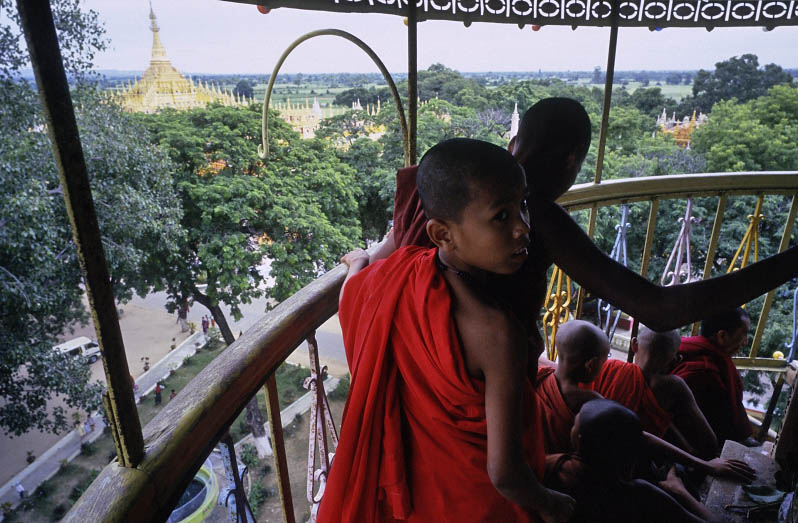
[118,3,249,113]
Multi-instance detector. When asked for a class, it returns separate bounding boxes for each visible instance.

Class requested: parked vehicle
[54,336,101,364]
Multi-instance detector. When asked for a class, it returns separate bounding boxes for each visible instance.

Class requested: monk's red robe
[535,367,576,454]
[588,359,672,437]
[672,336,752,444]
[392,165,432,249]
[317,246,544,522]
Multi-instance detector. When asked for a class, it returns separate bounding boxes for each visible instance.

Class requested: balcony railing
[65,170,798,521]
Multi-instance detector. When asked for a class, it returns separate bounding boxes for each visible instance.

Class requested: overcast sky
[82,0,798,74]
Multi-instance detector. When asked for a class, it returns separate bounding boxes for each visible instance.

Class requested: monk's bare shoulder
[561,388,602,415]
[447,275,525,379]
[650,374,692,411]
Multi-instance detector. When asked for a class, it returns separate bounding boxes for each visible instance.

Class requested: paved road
[127,288,349,374]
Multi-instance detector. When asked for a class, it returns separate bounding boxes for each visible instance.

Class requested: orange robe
[318,246,544,522]
[589,359,672,437]
[535,367,576,454]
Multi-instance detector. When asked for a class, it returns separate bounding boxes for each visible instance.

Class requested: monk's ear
[631,337,639,354]
[426,218,455,252]
[507,136,517,154]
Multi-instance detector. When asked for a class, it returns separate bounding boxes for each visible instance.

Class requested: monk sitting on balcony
[372,97,798,361]
[672,308,760,448]
[632,326,718,459]
[536,321,755,484]
[536,320,607,454]
[319,139,575,523]
[546,399,715,523]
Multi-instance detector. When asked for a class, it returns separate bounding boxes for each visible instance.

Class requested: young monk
[537,321,754,482]
[633,325,718,459]
[548,399,713,523]
[318,139,575,523]
[373,97,798,359]
[672,308,759,447]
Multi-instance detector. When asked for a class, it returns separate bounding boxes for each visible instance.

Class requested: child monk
[537,321,754,483]
[548,399,713,523]
[633,325,718,459]
[373,97,798,360]
[318,139,575,523]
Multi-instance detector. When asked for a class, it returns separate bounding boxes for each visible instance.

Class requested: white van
[54,336,101,364]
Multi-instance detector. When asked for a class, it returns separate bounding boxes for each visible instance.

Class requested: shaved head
[556,320,609,363]
[637,325,680,371]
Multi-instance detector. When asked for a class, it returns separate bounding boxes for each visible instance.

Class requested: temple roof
[225,0,798,28]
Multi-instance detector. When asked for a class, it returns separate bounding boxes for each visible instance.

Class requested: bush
[248,480,269,517]
[34,481,53,499]
[239,443,259,469]
[80,441,96,456]
[52,503,67,521]
[68,469,99,502]
[328,375,350,401]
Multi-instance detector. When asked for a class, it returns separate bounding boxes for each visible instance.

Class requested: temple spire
[149,1,168,63]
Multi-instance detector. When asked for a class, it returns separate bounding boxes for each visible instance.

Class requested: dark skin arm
[531,197,798,331]
[642,432,755,483]
[658,375,719,460]
[448,273,575,523]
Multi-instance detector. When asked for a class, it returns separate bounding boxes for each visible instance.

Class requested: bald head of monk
[510,97,591,202]
[555,320,610,384]
[633,325,681,376]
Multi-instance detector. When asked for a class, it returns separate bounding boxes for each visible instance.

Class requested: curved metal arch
[259,29,411,167]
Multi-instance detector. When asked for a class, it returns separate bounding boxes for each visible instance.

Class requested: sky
[82,0,798,74]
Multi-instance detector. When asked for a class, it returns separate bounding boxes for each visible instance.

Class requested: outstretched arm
[532,198,798,331]
[642,432,755,483]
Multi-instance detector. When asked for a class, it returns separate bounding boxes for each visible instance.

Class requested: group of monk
[316,98,798,522]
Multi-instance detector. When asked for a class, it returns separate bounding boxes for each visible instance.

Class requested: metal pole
[16,0,144,467]
[407,3,418,166]
[594,15,619,184]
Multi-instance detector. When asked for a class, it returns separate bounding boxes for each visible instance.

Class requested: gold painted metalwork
[543,266,574,361]
[727,195,765,275]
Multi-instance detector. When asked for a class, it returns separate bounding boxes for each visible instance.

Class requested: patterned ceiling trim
[234,0,798,27]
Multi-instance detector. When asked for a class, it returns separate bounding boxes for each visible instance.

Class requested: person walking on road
[155,383,163,406]
[14,481,25,500]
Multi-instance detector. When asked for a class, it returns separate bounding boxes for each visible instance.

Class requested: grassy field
[580,80,693,100]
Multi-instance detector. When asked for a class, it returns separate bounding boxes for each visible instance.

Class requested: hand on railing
[341,249,370,270]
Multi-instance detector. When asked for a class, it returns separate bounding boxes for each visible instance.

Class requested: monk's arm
[667,376,718,459]
[471,310,575,523]
[368,231,396,264]
[339,249,370,304]
[642,432,755,483]
[532,199,798,331]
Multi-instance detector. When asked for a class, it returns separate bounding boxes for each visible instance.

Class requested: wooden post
[407,3,418,166]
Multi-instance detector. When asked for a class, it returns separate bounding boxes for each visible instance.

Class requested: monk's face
[443,172,531,276]
[718,317,751,356]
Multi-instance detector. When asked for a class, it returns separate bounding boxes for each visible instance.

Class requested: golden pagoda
[656,109,707,148]
[118,3,249,113]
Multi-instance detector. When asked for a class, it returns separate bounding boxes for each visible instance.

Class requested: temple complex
[117,5,249,113]
[656,108,707,147]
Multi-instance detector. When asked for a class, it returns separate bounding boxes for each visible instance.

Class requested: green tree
[683,54,793,113]
[0,84,183,435]
[0,1,186,436]
[136,103,360,449]
[690,85,798,172]
[233,79,254,100]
